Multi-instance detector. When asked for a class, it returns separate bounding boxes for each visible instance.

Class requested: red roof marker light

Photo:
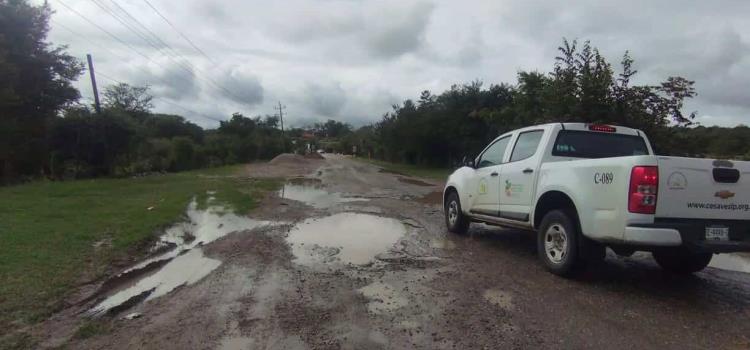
[588,124,617,133]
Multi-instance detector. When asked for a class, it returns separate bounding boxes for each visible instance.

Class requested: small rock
[124,312,142,320]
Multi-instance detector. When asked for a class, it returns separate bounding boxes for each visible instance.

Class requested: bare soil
[33,154,750,350]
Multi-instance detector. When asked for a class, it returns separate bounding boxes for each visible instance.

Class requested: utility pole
[274,101,286,151]
[86,54,101,114]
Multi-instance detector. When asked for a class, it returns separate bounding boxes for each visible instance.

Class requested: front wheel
[444,191,470,234]
[653,249,713,274]
[537,210,582,276]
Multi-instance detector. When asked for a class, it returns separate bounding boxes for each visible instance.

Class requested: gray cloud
[303,81,347,117]
[216,67,264,106]
[363,1,434,58]
[152,60,200,99]
[47,0,750,128]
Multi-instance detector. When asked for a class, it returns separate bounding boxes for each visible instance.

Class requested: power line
[91,70,224,123]
[51,14,192,91]
[141,0,215,64]
[52,0,247,123]
[55,0,245,107]
[51,21,223,124]
[51,19,130,62]
[88,0,197,80]
[54,0,154,63]
[95,70,124,85]
[95,0,247,104]
[153,97,224,123]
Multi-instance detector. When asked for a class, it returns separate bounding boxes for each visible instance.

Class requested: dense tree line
[49,86,288,179]
[3,0,748,184]
[346,39,710,167]
[0,1,287,183]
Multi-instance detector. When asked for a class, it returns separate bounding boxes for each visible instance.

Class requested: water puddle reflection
[90,199,274,315]
[278,179,367,208]
[286,213,406,266]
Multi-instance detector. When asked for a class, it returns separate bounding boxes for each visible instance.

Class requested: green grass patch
[0,165,279,336]
[73,319,111,339]
[353,157,452,180]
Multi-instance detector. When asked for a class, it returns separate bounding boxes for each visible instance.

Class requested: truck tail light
[629,166,658,214]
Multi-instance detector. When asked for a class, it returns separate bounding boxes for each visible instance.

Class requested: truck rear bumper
[623,227,682,246]
[628,218,750,253]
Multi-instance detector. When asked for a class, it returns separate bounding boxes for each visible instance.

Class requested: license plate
[705,226,729,241]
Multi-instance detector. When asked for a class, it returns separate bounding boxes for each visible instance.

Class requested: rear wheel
[445,191,470,235]
[653,249,713,274]
[537,210,582,276]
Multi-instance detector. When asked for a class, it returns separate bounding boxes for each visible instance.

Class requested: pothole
[89,198,276,316]
[90,249,221,315]
[286,213,406,266]
[278,179,367,208]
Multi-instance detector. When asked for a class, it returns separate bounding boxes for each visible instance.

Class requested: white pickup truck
[443,123,749,276]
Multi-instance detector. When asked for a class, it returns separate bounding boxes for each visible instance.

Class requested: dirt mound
[247,153,324,178]
[304,152,325,160]
[269,153,308,165]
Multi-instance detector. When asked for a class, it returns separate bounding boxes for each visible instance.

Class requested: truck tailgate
[656,157,750,220]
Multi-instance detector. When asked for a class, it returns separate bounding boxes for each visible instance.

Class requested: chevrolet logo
[715,190,735,199]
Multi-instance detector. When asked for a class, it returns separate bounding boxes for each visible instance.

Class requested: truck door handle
[490,172,499,177]
[523,168,533,174]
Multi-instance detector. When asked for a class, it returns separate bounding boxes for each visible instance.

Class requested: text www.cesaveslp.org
[688,202,750,211]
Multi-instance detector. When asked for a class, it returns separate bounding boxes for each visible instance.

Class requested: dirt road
[41,155,750,349]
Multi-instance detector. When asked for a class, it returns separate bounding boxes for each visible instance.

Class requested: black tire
[444,191,470,235]
[653,249,713,274]
[537,210,582,276]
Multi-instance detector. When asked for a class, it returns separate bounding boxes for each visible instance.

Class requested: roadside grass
[0,165,279,341]
[353,157,453,180]
[73,319,111,339]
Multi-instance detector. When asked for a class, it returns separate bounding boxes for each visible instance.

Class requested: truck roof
[560,122,642,136]
[511,122,643,137]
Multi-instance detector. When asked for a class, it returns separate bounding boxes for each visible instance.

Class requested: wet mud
[396,177,433,187]
[88,198,277,316]
[36,154,750,350]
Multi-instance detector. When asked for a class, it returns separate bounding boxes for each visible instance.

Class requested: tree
[364,38,700,166]
[102,83,154,116]
[0,0,84,181]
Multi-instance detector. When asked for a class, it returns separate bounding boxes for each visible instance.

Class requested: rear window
[552,130,649,158]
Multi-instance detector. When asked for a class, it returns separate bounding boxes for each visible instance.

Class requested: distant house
[301,132,316,140]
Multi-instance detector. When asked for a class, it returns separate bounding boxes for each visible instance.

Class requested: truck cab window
[510,130,544,162]
[477,137,510,168]
[552,130,649,158]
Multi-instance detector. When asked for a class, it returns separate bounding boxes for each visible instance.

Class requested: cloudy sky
[43,0,750,128]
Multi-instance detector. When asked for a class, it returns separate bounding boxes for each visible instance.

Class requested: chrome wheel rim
[544,224,568,264]
[447,201,459,226]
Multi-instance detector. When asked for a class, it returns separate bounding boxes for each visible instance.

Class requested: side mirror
[462,156,475,168]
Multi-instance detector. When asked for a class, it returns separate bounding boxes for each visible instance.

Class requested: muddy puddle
[90,199,275,316]
[278,178,367,208]
[286,213,406,266]
[709,253,750,274]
